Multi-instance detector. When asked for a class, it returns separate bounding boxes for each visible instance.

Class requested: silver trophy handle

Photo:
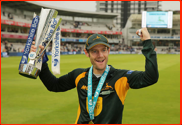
[36,18,62,60]
[35,9,58,55]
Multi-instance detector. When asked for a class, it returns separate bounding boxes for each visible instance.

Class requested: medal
[89,120,94,124]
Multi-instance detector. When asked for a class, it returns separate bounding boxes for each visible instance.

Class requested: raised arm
[126,28,159,89]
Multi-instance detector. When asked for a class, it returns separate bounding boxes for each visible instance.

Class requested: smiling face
[84,44,110,74]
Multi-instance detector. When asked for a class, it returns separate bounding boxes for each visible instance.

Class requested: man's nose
[98,51,104,57]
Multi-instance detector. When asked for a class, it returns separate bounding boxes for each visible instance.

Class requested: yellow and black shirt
[39,39,159,124]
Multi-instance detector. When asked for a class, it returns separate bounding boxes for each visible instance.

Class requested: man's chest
[77,76,117,98]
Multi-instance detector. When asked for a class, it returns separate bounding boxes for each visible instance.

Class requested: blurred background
[1,1,180,56]
[1,1,180,124]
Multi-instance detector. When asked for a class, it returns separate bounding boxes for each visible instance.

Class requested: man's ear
[84,49,89,57]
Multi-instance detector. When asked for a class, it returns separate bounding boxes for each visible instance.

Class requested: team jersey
[39,39,159,124]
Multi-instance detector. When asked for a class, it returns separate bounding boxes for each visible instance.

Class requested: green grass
[1,54,180,124]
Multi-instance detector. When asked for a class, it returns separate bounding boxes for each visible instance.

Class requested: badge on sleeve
[127,70,133,74]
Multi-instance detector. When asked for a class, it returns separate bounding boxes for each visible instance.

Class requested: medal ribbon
[87,65,109,121]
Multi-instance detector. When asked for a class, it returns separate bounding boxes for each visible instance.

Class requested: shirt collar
[85,65,115,77]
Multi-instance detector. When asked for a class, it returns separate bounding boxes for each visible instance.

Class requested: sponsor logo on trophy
[19,8,62,79]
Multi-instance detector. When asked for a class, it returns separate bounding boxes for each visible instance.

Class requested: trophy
[18,8,62,79]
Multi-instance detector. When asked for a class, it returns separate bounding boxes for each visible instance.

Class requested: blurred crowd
[1,39,180,57]
[1,40,22,54]
[48,42,84,53]
[1,26,29,34]
[2,11,14,19]
[61,20,120,31]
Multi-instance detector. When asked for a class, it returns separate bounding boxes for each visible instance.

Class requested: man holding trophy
[19,8,62,78]
[19,8,159,124]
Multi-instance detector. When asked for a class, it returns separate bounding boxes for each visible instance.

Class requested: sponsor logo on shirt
[86,97,103,117]
[81,85,88,90]
[81,83,113,91]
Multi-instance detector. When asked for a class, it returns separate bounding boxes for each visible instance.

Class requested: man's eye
[93,50,97,53]
[102,49,106,52]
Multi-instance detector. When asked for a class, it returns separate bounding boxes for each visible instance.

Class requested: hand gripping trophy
[18,8,62,79]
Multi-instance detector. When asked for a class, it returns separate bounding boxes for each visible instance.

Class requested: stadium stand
[122,13,180,54]
[1,1,180,56]
[1,1,124,56]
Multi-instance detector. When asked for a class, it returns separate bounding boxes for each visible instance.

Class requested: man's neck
[93,66,110,75]
[93,68,105,75]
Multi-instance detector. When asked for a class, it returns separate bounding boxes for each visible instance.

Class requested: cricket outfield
[1,54,180,124]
